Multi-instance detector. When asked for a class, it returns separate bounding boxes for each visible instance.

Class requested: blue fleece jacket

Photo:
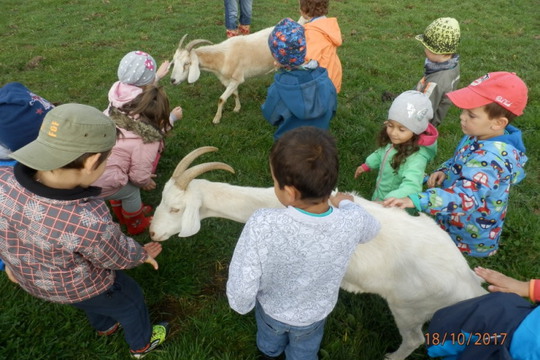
[261,66,337,140]
[410,125,527,257]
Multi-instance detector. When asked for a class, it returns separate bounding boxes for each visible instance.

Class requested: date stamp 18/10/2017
[425,332,508,346]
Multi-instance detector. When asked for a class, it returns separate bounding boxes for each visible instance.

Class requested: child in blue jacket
[384,72,528,257]
[426,267,540,359]
[262,17,337,140]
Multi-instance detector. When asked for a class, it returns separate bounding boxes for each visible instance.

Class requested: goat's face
[149,179,202,241]
[170,48,191,85]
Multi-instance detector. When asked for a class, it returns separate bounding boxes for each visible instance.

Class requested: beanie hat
[388,90,433,135]
[0,82,54,158]
[447,72,528,116]
[11,104,117,170]
[117,51,157,86]
[268,18,306,69]
[416,17,460,55]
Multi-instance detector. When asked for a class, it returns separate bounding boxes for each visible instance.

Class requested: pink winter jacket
[93,109,164,198]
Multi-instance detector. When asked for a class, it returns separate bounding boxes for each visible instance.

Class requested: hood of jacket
[273,67,335,120]
[109,108,163,144]
[490,125,526,153]
[107,81,143,109]
[417,123,439,159]
[485,125,528,184]
[304,17,342,47]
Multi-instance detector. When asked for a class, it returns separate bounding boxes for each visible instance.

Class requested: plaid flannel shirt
[0,164,147,304]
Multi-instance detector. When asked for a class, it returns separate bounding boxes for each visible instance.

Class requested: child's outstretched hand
[143,242,162,270]
[354,166,365,179]
[330,192,354,207]
[383,197,414,209]
[474,266,529,298]
[156,60,171,81]
[142,175,157,191]
[427,171,446,188]
[170,106,183,126]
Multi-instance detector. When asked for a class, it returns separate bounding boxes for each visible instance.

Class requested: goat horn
[172,146,219,179]
[175,162,235,190]
[178,34,188,49]
[185,39,213,52]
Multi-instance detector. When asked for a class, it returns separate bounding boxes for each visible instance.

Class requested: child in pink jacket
[93,85,180,235]
[105,50,183,125]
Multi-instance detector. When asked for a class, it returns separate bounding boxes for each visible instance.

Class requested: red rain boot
[109,200,125,224]
[122,206,152,235]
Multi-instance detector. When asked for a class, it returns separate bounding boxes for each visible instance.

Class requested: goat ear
[187,52,201,83]
[179,199,202,237]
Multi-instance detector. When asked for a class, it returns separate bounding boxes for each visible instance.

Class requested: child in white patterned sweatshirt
[226,126,380,360]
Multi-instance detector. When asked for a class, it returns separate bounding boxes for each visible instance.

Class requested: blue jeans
[71,271,151,351]
[255,302,326,360]
[224,0,252,30]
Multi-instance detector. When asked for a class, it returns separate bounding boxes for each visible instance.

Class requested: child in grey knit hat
[105,51,183,125]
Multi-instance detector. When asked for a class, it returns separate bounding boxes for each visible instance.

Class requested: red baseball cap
[447,72,528,116]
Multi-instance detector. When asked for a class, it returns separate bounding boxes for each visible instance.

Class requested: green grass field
[0,0,538,359]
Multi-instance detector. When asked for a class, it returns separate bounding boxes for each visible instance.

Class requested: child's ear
[492,116,509,130]
[284,185,301,202]
[83,153,102,173]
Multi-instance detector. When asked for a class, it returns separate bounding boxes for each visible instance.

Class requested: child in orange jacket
[298,0,342,92]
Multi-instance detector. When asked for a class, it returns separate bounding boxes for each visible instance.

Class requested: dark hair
[299,0,329,17]
[270,127,338,201]
[377,125,420,172]
[62,150,111,170]
[121,85,172,134]
[483,102,517,124]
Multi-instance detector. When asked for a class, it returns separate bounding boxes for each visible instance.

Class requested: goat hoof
[212,119,221,125]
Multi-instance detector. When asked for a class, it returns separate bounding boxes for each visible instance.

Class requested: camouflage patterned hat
[416,17,460,55]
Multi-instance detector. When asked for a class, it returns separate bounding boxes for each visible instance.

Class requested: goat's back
[197,27,275,80]
[342,196,486,317]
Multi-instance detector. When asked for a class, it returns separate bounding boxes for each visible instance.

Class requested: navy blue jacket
[426,292,536,359]
[262,66,337,140]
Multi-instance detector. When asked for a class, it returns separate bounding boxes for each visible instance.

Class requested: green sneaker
[130,322,169,359]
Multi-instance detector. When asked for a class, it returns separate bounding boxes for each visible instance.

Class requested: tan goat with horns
[169,27,275,124]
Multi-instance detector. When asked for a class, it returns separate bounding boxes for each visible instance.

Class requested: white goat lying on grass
[150,147,487,360]
[170,27,275,124]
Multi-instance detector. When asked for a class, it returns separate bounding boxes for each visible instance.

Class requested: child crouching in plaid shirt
[0,104,168,359]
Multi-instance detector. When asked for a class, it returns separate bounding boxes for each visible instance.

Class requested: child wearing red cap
[384,72,528,257]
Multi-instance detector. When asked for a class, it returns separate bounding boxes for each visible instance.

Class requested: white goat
[170,27,275,124]
[150,147,487,360]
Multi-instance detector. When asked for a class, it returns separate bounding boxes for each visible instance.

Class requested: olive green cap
[11,103,116,170]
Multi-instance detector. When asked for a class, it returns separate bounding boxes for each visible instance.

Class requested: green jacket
[362,124,438,201]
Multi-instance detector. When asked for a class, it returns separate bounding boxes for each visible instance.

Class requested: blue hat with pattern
[268,18,306,69]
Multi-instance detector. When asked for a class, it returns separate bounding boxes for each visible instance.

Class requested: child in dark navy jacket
[425,267,540,359]
[262,18,337,140]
